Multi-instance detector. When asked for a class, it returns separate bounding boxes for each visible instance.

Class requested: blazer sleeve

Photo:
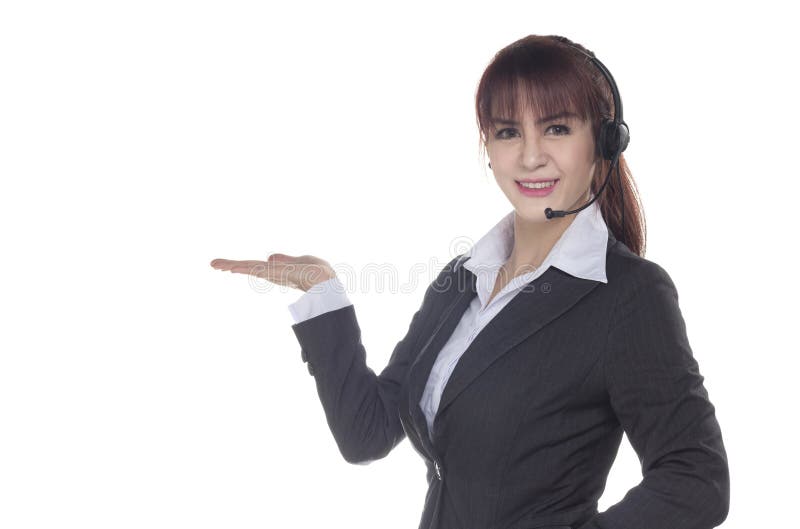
[290,258,454,465]
[577,262,730,529]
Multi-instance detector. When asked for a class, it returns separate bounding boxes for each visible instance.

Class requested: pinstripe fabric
[290,228,729,529]
[420,199,608,441]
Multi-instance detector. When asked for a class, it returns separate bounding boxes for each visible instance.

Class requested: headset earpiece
[599,119,630,161]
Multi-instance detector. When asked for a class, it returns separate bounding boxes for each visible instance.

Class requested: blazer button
[307,363,315,376]
[434,460,442,481]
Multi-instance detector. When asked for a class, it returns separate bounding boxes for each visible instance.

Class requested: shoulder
[600,240,692,359]
[415,254,465,308]
[603,239,684,326]
[606,237,678,295]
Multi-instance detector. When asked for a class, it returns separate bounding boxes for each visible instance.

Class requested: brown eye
[547,124,571,135]
[495,128,518,139]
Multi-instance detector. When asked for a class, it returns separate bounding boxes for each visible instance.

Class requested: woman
[210,35,729,529]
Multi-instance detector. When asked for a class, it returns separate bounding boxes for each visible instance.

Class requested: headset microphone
[544,149,622,219]
[543,39,630,224]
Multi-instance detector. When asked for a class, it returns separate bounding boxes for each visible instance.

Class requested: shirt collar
[459,196,609,284]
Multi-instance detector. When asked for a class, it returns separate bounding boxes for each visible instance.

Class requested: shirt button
[434,460,443,481]
[307,363,315,376]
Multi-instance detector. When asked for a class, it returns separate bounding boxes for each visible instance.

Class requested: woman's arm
[290,258,455,464]
[578,261,730,529]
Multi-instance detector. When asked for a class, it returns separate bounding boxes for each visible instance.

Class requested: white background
[1,1,796,528]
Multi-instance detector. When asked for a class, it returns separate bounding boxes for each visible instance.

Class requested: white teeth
[519,180,556,189]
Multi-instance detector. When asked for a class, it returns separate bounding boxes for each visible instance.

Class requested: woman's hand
[209,253,336,292]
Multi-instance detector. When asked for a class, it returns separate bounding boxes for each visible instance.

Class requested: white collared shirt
[288,197,609,441]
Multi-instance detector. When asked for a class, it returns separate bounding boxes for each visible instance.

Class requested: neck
[506,190,591,275]
[506,214,576,275]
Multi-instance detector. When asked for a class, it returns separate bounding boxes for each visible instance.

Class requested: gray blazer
[291,228,730,529]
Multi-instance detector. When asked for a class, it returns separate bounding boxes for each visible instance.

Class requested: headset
[542,36,630,237]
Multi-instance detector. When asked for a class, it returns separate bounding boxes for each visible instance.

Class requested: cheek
[559,159,596,191]
[571,143,598,176]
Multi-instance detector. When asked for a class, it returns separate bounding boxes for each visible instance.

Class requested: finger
[211,257,303,287]
[224,260,268,273]
[211,259,268,271]
[229,261,297,283]
[210,259,239,270]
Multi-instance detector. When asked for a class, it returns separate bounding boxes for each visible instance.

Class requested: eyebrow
[489,111,580,126]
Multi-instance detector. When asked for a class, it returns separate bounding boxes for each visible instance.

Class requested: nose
[520,134,548,170]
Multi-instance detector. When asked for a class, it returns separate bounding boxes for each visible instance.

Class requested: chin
[512,203,554,223]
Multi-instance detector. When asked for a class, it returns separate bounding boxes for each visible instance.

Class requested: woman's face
[485,106,599,224]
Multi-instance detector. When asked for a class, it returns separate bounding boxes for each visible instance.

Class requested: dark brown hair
[474,34,646,257]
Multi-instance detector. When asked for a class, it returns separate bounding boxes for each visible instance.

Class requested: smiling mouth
[515,179,559,189]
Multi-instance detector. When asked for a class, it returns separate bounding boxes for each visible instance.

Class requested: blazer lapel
[409,228,619,444]
[435,265,601,422]
[407,270,478,448]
